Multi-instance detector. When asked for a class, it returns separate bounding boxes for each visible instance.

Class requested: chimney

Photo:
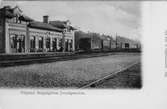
[43,15,49,23]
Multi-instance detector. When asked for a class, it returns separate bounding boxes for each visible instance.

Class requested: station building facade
[0,6,75,54]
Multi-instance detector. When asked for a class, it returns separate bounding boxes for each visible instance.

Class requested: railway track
[80,61,140,89]
[0,52,124,67]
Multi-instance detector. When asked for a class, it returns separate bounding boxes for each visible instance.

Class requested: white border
[0,1,167,109]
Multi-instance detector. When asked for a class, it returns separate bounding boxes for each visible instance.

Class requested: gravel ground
[0,53,141,88]
[93,63,142,89]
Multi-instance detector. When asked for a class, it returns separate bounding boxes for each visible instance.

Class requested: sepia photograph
[0,1,142,89]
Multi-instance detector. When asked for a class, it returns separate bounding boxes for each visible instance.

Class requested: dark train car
[75,31,102,52]
[79,38,91,51]
[74,31,92,52]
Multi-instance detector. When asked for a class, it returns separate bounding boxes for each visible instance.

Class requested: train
[74,31,141,53]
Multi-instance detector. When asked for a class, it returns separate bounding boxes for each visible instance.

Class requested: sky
[0,1,142,41]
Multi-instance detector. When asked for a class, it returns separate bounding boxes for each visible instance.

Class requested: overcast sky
[0,1,142,41]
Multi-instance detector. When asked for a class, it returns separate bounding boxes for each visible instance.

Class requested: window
[38,37,43,49]
[52,38,57,51]
[10,34,17,48]
[20,35,25,49]
[65,39,68,51]
[125,43,129,48]
[30,36,35,49]
[9,34,25,52]
[57,38,63,51]
[19,35,25,52]
[46,37,50,49]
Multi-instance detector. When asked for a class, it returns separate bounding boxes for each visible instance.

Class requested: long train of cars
[74,31,141,53]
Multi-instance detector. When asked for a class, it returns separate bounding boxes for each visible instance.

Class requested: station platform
[0,52,75,61]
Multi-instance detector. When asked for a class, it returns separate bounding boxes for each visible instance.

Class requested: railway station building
[0,6,76,54]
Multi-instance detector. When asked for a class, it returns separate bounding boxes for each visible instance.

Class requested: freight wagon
[74,31,141,53]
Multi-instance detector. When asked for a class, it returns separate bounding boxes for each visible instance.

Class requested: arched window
[30,36,35,52]
[10,34,17,49]
[46,37,50,49]
[52,38,57,51]
[38,36,43,49]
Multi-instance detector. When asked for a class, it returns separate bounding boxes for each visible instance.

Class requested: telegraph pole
[116,33,118,50]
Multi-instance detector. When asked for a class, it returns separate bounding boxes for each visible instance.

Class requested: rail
[80,61,140,88]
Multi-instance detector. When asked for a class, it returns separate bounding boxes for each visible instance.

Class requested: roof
[49,20,77,30]
[28,21,63,32]
[49,21,67,29]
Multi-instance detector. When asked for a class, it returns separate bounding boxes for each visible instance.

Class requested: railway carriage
[75,31,141,53]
